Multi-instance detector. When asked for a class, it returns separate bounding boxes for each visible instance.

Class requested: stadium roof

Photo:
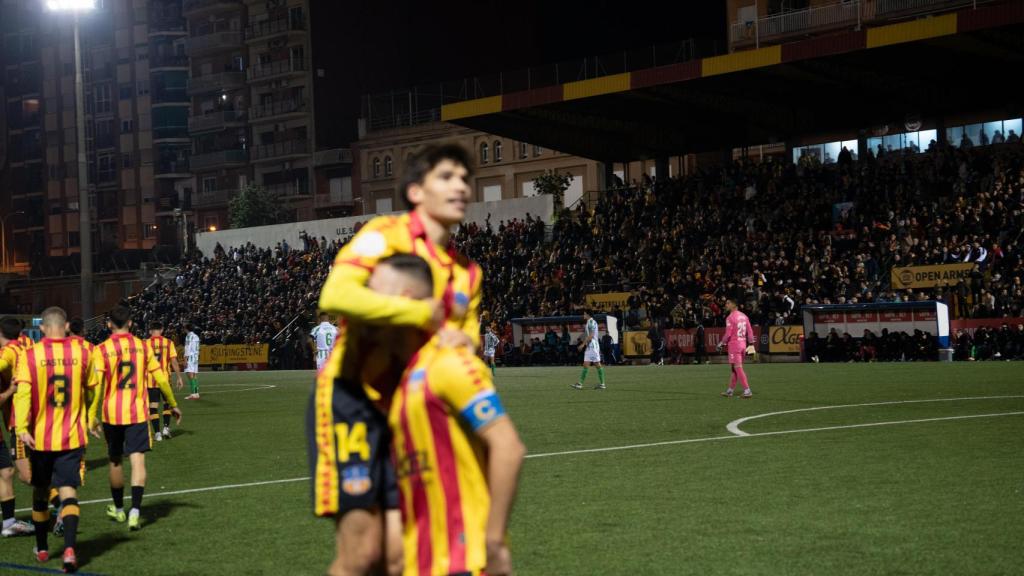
[440,2,1024,160]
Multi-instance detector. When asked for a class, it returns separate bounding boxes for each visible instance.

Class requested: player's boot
[162,426,172,439]
[721,389,734,398]
[155,432,163,442]
[593,383,606,390]
[106,505,126,523]
[741,389,753,399]
[2,519,35,537]
[33,546,49,563]
[128,510,141,531]
[62,547,77,573]
[570,383,583,390]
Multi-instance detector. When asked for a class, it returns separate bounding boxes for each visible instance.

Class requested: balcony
[189,149,247,171]
[185,31,243,56]
[192,188,235,208]
[729,0,988,49]
[152,86,189,105]
[156,191,180,212]
[730,1,861,48]
[187,71,245,95]
[154,125,190,141]
[265,181,310,199]
[251,139,308,163]
[188,110,247,133]
[245,17,306,42]
[149,16,186,36]
[249,98,307,122]
[183,0,239,17]
[246,59,307,83]
[150,54,189,70]
[155,159,190,178]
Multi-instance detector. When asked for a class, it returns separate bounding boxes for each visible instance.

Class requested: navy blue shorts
[307,379,397,516]
[104,422,152,458]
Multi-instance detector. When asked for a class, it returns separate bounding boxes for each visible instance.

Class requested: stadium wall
[194,194,553,254]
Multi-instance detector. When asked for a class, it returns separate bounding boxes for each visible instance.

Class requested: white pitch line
[199,385,277,394]
[17,477,308,513]
[726,395,1024,436]
[17,407,1024,512]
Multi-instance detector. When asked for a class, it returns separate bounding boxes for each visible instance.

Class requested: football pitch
[3,363,1022,575]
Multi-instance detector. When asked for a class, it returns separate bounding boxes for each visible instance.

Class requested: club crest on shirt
[342,465,372,496]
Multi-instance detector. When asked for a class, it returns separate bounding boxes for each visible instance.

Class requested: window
[494,140,502,162]
[144,224,156,239]
[94,84,111,114]
[482,184,501,202]
[137,81,149,96]
[121,153,132,168]
[519,142,527,159]
[384,156,392,176]
[203,177,217,193]
[121,120,134,133]
[68,232,80,248]
[119,85,132,100]
[480,143,489,164]
[375,197,393,214]
[372,158,381,177]
[533,145,542,157]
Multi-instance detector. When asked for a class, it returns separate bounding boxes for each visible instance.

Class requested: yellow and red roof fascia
[441,2,1024,122]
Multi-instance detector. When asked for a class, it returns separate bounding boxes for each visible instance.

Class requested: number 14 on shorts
[334,422,369,463]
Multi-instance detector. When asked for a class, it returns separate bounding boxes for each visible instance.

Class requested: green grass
[3,363,1023,575]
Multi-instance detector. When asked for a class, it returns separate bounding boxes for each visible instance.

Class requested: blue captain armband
[460,390,506,432]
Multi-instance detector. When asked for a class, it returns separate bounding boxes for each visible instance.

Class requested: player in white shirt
[482,322,500,378]
[183,324,201,400]
[571,310,606,390]
[309,313,338,372]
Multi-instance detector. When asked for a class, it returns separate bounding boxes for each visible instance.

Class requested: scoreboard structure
[802,301,951,348]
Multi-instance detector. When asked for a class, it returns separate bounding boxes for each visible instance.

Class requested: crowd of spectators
[459,140,1024,333]
[113,139,1024,365]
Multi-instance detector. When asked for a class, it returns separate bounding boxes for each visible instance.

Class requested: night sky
[311,0,726,147]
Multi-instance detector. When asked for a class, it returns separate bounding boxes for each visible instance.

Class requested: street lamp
[1,211,26,273]
[47,0,96,319]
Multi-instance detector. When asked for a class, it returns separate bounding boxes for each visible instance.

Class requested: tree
[228,184,287,229]
[532,170,573,211]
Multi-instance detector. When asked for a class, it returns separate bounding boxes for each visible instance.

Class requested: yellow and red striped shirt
[1,340,27,430]
[93,333,174,425]
[12,337,98,452]
[145,336,177,389]
[17,334,34,349]
[313,212,484,517]
[389,343,508,576]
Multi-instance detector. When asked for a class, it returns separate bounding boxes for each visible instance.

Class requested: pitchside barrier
[622,326,765,358]
[511,314,621,353]
[802,301,951,360]
[199,343,270,370]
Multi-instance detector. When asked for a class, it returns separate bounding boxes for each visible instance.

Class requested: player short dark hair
[68,317,85,336]
[185,323,194,332]
[378,254,434,294]
[149,321,164,331]
[107,306,132,329]
[397,144,473,209]
[41,307,67,328]
[0,317,21,340]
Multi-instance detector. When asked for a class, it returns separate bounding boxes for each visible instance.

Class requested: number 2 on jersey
[117,361,136,390]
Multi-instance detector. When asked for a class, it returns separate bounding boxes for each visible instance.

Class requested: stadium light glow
[45,0,96,11]
[208,225,217,232]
